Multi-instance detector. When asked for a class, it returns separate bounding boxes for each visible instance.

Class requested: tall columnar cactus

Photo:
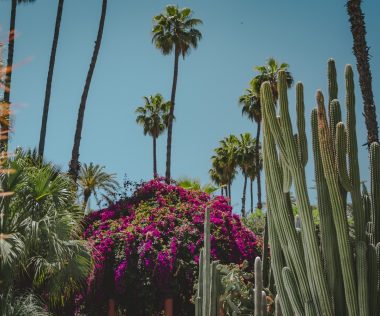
[261,59,380,316]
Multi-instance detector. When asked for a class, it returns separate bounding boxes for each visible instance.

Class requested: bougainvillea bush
[79,179,259,315]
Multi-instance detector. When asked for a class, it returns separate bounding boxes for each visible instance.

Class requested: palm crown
[78,162,119,210]
[135,94,170,138]
[152,5,202,58]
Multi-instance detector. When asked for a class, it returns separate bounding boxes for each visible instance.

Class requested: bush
[81,179,259,315]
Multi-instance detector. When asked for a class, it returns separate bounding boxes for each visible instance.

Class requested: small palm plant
[135,94,170,178]
[152,5,202,183]
[0,151,92,311]
[78,162,119,212]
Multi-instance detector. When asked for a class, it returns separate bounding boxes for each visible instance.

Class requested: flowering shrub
[81,179,259,315]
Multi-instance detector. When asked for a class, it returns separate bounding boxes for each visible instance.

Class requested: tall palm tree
[239,58,293,209]
[152,5,202,183]
[78,162,119,212]
[211,135,238,203]
[68,0,107,182]
[135,94,170,178]
[236,133,256,217]
[38,0,65,157]
[0,0,35,152]
[347,0,378,145]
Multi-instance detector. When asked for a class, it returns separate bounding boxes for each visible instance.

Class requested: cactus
[196,206,268,315]
[202,206,211,316]
[254,257,263,316]
[260,59,380,315]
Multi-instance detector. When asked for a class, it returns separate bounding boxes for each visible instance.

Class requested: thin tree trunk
[38,0,64,157]
[347,0,379,145]
[241,174,247,217]
[228,182,231,204]
[69,0,107,182]
[165,47,179,183]
[153,135,157,178]
[250,178,253,213]
[220,187,223,196]
[256,121,262,209]
[0,0,17,151]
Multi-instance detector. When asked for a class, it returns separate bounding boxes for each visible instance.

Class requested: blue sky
[0,0,379,210]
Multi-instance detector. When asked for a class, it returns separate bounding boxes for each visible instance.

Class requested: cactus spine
[261,59,379,315]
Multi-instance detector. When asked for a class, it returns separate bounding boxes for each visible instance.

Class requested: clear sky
[0,0,379,210]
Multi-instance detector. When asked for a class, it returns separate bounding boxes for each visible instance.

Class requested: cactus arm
[209,261,219,316]
[202,207,211,316]
[275,295,283,316]
[196,248,204,316]
[316,90,359,315]
[328,58,338,103]
[261,291,267,316]
[370,143,380,243]
[356,241,369,316]
[296,82,308,166]
[311,109,346,315]
[335,122,353,191]
[345,65,365,242]
[282,267,304,315]
[254,257,263,316]
[266,198,294,316]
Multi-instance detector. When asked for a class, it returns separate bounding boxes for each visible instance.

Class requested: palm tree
[209,167,225,196]
[0,0,35,152]
[236,133,256,217]
[78,162,119,212]
[152,5,202,183]
[239,58,293,209]
[69,0,107,182]
[38,0,65,157]
[211,135,239,203]
[135,94,170,178]
[346,0,378,145]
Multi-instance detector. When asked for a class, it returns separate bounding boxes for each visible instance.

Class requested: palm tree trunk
[38,0,64,157]
[228,182,232,204]
[69,0,107,182]
[83,190,91,211]
[153,135,157,178]
[347,0,379,145]
[241,174,247,217]
[0,0,17,151]
[165,47,180,183]
[255,121,262,209]
[250,178,253,213]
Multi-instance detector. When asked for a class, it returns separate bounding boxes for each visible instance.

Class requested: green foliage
[0,290,50,316]
[243,209,266,236]
[152,5,202,58]
[176,177,218,194]
[0,150,92,311]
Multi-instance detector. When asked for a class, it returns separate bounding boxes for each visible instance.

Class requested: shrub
[81,179,259,315]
